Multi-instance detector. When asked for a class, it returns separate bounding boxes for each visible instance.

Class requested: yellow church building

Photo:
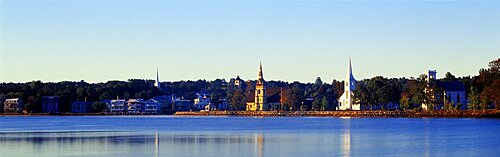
[246,63,287,111]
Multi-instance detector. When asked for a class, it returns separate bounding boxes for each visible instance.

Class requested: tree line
[1,58,498,113]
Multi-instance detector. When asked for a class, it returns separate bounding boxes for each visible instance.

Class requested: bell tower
[255,62,267,111]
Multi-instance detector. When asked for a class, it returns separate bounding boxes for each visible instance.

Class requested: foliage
[1,58,498,113]
[468,87,480,111]
[92,102,108,113]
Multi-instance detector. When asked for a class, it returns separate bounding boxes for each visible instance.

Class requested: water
[0,116,499,157]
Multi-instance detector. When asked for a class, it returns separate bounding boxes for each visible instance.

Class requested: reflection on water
[155,132,159,157]
[255,133,264,157]
[0,131,283,157]
[0,116,499,156]
[341,119,350,157]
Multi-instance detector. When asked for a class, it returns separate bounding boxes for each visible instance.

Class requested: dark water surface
[0,116,499,157]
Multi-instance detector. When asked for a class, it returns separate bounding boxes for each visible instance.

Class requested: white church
[338,57,360,110]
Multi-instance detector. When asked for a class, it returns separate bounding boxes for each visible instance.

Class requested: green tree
[230,89,246,110]
[312,97,321,111]
[92,102,108,113]
[399,95,410,111]
[468,87,480,111]
[321,96,329,111]
[444,72,458,81]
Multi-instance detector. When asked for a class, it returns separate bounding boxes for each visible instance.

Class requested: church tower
[338,56,360,110]
[255,62,267,111]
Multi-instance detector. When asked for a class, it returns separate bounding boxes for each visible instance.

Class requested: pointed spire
[346,55,355,81]
[257,61,265,85]
[155,67,160,89]
[348,55,352,76]
[259,61,263,79]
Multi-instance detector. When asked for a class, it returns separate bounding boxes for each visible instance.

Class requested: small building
[71,101,93,113]
[204,103,217,111]
[110,99,127,113]
[438,81,467,110]
[127,99,144,114]
[144,99,161,114]
[194,92,211,110]
[3,98,23,113]
[173,99,191,111]
[42,96,59,113]
[234,76,245,88]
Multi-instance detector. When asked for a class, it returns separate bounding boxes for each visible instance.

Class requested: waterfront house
[127,99,144,114]
[42,96,59,113]
[71,101,93,113]
[110,99,127,113]
[144,99,161,114]
[3,98,23,113]
[173,99,191,111]
[194,92,211,110]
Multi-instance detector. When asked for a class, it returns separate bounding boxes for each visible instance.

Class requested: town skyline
[1,0,499,83]
[0,57,494,84]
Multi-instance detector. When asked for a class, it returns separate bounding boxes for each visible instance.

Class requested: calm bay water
[0,116,499,157]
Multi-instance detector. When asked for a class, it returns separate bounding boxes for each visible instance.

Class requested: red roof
[246,87,289,103]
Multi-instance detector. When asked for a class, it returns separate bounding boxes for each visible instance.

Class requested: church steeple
[338,56,360,110]
[255,62,266,111]
[257,61,265,85]
[155,67,160,89]
[345,56,356,91]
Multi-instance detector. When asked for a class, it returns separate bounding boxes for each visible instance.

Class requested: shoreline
[174,110,500,118]
[2,110,498,118]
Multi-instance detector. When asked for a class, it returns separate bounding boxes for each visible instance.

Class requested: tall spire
[259,61,263,79]
[155,67,160,89]
[348,56,352,75]
[346,56,355,81]
[257,61,265,85]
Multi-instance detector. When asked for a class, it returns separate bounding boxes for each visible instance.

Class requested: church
[338,57,360,110]
[246,63,287,111]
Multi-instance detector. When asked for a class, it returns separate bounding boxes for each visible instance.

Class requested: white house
[144,99,161,114]
[110,99,127,113]
[338,57,360,110]
[127,99,144,114]
[3,98,23,113]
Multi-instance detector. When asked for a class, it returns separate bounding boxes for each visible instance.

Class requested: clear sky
[1,0,499,83]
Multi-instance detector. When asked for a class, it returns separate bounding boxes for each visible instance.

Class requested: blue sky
[1,0,499,83]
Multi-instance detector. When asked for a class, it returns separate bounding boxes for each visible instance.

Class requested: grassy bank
[174,110,500,118]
